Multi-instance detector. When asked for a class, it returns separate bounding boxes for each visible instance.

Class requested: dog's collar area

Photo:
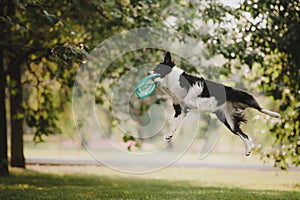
[173,66,184,75]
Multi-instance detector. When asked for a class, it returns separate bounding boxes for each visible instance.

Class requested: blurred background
[0,0,299,176]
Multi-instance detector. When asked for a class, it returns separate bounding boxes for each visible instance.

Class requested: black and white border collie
[148,52,280,156]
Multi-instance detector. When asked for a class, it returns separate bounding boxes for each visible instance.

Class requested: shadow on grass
[0,170,299,200]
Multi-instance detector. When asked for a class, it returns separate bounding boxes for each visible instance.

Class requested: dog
[148,52,280,156]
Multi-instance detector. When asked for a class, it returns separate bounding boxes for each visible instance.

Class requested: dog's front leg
[165,104,187,141]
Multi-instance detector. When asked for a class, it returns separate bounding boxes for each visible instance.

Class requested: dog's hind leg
[164,104,187,141]
[235,127,254,156]
[215,107,254,156]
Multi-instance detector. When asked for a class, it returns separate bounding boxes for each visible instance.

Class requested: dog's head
[148,52,175,86]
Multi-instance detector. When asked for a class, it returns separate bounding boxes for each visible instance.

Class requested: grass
[1,167,300,200]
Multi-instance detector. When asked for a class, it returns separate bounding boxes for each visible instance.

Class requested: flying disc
[136,74,160,98]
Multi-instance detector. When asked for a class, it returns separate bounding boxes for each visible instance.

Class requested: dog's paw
[245,138,255,156]
[164,134,173,141]
[245,151,251,156]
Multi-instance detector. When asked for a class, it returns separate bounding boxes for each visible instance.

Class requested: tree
[184,0,299,169]
[0,36,8,175]
[0,0,10,176]
[0,0,170,174]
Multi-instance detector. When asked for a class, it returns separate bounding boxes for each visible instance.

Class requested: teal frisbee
[136,74,160,98]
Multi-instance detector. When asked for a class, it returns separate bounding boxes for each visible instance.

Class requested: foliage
[184,0,300,169]
[123,134,141,151]
[1,0,170,142]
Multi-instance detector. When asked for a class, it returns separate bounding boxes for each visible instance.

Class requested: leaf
[135,142,141,148]
[43,10,59,26]
[122,134,135,142]
[16,0,26,10]
[80,49,89,56]
[61,21,76,35]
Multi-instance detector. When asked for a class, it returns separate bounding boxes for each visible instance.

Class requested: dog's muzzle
[147,71,161,83]
[147,71,154,76]
[147,71,160,82]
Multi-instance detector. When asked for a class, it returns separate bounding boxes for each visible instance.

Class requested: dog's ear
[164,52,172,64]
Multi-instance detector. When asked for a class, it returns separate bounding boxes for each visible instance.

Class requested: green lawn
[1,168,300,200]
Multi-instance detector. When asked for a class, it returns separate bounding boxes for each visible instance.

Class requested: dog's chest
[165,72,188,101]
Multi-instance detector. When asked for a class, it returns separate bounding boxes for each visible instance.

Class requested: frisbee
[136,74,160,98]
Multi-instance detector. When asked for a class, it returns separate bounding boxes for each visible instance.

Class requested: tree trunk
[9,64,25,168]
[5,0,25,169]
[0,0,9,176]
[0,37,9,176]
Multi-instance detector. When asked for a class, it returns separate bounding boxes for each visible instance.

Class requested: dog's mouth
[147,71,154,76]
[147,71,160,81]
[151,76,158,81]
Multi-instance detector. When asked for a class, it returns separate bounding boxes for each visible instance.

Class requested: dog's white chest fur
[158,66,219,112]
[158,66,188,101]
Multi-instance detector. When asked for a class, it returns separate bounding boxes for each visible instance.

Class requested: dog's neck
[172,66,184,75]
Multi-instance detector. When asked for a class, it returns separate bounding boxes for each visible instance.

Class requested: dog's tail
[259,109,281,118]
[225,87,281,118]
